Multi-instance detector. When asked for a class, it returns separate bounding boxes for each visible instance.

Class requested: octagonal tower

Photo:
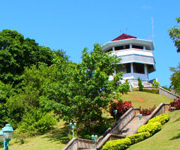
[102,33,156,87]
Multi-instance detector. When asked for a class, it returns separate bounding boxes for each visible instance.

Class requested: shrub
[140,106,155,116]
[170,98,180,109]
[138,78,144,91]
[152,80,160,87]
[148,114,170,125]
[127,132,150,144]
[109,101,132,119]
[143,89,159,94]
[102,138,131,150]
[138,121,162,135]
[18,109,56,135]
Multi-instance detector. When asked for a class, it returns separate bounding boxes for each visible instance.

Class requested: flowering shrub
[109,101,132,119]
[170,98,180,109]
[140,106,155,116]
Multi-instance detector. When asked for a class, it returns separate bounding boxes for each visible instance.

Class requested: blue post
[3,139,11,150]
[91,135,98,150]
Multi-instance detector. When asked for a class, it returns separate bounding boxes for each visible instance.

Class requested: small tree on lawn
[138,78,144,91]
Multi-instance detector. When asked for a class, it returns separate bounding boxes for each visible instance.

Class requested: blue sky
[0,0,179,86]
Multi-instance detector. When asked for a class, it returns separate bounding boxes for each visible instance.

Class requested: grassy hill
[3,91,173,150]
[128,110,180,150]
[121,91,173,108]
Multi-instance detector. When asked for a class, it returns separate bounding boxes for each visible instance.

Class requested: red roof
[112,33,137,41]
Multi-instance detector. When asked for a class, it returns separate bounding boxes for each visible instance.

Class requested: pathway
[118,115,149,136]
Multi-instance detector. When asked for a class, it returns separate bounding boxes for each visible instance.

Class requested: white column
[112,47,115,51]
[131,63,134,73]
[143,46,146,50]
[144,64,148,80]
[130,44,132,49]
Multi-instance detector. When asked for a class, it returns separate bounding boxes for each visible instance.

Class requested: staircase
[62,103,170,150]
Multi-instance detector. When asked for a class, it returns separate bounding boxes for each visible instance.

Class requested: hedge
[137,121,162,135]
[127,132,150,144]
[102,138,131,150]
[148,114,170,125]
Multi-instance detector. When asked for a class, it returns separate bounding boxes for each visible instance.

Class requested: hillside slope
[121,91,173,108]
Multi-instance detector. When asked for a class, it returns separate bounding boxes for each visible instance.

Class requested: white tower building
[102,33,156,87]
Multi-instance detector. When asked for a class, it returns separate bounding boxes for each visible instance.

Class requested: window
[117,63,131,73]
[133,63,145,74]
[132,45,143,49]
[115,45,130,51]
[126,63,131,73]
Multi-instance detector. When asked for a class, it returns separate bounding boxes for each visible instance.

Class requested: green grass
[3,121,68,150]
[128,110,180,150]
[121,91,173,108]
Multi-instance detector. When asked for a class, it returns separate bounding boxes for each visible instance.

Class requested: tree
[168,17,180,52]
[169,17,180,93]
[138,78,144,91]
[0,29,56,85]
[170,64,180,94]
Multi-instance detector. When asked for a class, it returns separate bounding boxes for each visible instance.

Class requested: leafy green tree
[63,44,124,131]
[169,17,180,93]
[0,29,56,85]
[168,17,180,52]
[170,64,180,94]
[138,78,144,91]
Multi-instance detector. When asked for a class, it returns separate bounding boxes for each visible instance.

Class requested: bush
[138,121,162,135]
[18,109,57,135]
[138,78,144,91]
[143,89,159,94]
[102,138,131,150]
[127,132,150,144]
[170,98,180,109]
[140,106,155,116]
[109,101,132,119]
[148,114,170,125]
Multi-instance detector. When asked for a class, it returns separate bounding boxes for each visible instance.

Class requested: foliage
[109,101,132,119]
[138,78,144,91]
[168,17,180,52]
[102,137,131,150]
[152,80,160,87]
[170,63,180,94]
[140,106,155,116]
[119,80,130,94]
[59,43,125,131]
[170,98,180,109]
[148,114,170,125]
[161,86,171,91]
[18,109,56,135]
[0,29,57,85]
[142,88,159,94]
[127,132,150,145]
[138,122,162,135]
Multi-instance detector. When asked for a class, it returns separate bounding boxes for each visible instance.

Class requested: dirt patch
[135,97,145,102]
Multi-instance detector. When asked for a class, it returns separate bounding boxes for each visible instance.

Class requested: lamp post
[113,109,117,121]
[137,113,142,120]
[91,135,98,150]
[69,122,76,138]
[0,124,14,150]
